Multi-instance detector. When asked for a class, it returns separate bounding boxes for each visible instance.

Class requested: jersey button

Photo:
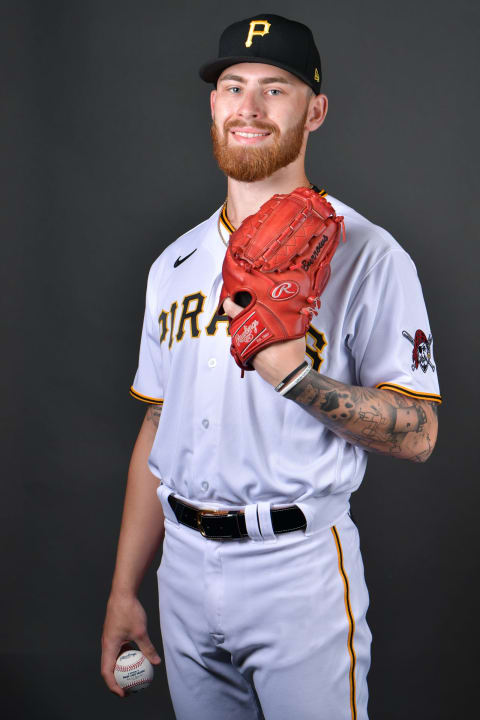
[201,481,209,491]
[208,358,217,368]
[202,418,209,429]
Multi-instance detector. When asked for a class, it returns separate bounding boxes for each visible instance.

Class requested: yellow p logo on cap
[245,20,271,48]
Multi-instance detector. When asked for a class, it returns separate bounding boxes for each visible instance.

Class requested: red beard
[211,108,308,182]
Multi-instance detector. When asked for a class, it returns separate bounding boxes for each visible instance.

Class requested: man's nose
[237,90,264,119]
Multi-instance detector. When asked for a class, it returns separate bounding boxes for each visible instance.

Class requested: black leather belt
[168,495,307,540]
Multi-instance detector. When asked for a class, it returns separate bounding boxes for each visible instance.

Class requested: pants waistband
[156,484,351,540]
[167,494,306,541]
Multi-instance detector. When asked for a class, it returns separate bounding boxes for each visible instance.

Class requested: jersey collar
[218,202,234,245]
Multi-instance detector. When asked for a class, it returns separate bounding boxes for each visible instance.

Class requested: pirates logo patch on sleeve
[402,329,435,373]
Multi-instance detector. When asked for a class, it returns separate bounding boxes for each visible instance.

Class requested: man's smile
[229,127,272,143]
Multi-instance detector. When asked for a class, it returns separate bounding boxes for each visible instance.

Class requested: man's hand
[101,593,161,697]
[222,296,306,386]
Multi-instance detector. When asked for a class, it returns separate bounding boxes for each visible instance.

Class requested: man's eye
[267,88,282,95]
[228,87,241,93]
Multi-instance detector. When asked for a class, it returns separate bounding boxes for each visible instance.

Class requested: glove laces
[335,215,346,243]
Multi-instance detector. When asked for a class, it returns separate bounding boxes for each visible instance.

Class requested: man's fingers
[100,644,126,698]
[136,632,162,665]
[222,296,244,319]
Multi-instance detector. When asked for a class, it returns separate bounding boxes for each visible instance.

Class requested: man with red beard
[101,14,441,719]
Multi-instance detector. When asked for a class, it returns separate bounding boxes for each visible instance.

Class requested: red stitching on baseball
[122,676,151,689]
[115,655,145,673]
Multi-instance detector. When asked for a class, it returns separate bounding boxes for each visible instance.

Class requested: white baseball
[114,650,154,693]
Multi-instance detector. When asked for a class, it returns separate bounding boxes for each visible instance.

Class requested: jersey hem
[129,386,164,404]
[375,382,442,403]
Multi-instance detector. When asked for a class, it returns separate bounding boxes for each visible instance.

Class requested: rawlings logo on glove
[218,187,346,374]
[270,282,300,300]
[235,320,260,345]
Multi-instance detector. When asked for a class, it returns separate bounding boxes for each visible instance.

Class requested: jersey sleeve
[345,249,442,403]
[129,264,164,405]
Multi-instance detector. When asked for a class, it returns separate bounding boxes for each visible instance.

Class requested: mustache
[223,120,278,134]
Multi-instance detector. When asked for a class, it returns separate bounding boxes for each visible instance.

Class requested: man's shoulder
[148,206,221,280]
[328,194,404,256]
[325,193,418,298]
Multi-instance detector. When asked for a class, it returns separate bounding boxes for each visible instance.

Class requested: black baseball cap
[199,14,322,94]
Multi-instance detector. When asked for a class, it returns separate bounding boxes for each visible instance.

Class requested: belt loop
[156,484,179,524]
[257,501,277,540]
[244,504,263,541]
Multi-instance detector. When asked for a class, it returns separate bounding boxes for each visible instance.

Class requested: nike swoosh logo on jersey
[174,249,197,267]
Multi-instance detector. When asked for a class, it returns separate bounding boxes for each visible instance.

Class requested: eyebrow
[219,73,292,85]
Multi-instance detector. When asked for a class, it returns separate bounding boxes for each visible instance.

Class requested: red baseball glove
[218,187,345,373]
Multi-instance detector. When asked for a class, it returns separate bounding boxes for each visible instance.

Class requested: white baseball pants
[157,492,371,720]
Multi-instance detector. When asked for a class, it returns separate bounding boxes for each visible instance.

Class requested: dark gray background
[1,0,478,717]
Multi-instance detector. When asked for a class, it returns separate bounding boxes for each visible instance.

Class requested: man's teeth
[234,131,269,137]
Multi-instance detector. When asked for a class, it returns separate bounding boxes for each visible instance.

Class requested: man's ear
[210,90,216,120]
[305,93,328,133]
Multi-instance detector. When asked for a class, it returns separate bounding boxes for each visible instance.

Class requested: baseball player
[101,14,441,720]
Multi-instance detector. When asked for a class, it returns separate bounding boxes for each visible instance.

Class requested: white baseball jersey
[130,193,441,531]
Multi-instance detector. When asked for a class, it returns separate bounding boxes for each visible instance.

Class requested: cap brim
[199,56,317,92]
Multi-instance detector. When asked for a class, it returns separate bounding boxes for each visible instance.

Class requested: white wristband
[279,363,312,396]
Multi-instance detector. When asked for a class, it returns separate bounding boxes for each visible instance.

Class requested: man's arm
[101,404,165,697]
[222,298,439,462]
[285,371,438,462]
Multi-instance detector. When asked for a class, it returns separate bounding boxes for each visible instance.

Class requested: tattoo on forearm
[146,404,163,429]
[286,371,439,461]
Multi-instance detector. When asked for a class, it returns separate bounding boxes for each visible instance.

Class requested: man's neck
[225,166,311,229]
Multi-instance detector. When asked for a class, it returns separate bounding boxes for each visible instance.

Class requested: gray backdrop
[1,0,478,717]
